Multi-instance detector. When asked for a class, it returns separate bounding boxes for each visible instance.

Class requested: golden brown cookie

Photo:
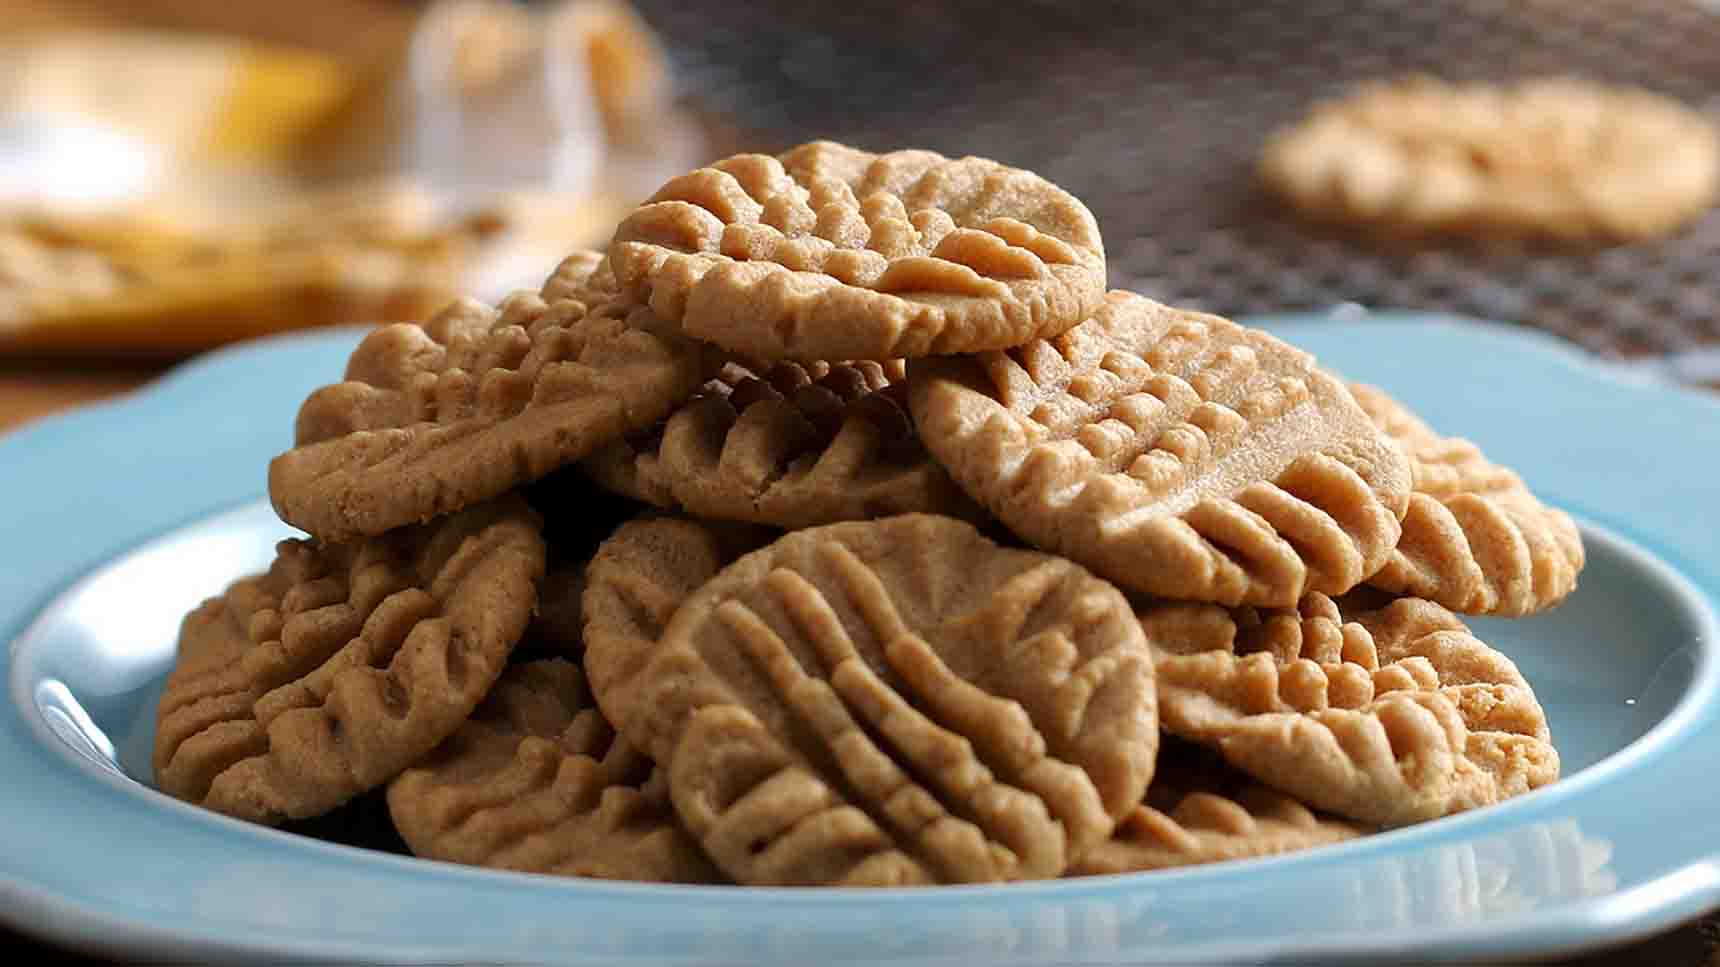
[594,514,1157,885]
[580,516,778,746]
[1349,384,1583,616]
[583,358,982,529]
[153,497,546,825]
[1260,75,1719,242]
[911,291,1412,607]
[1144,592,1558,827]
[1068,741,1365,876]
[282,248,614,449]
[271,276,713,542]
[388,658,719,883]
[536,249,616,305]
[609,140,1106,361]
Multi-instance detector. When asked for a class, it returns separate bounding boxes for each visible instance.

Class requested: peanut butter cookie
[580,515,776,730]
[584,358,980,528]
[911,291,1412,607]
[388,659,719,883]
[595,514,1157,885]
[153,497,546,824]
[1145,592,1558,827]
[1349,383,1583,616]
[1261,75,1719,242]
[610,140,1106,360]
[1069,740,1365,875]
[536,249,616,305]
[272,281,713,542]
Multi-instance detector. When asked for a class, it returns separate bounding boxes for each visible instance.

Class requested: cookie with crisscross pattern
[536,249,616,305]
[153,496,545,824]
[1349,383,1583,616]
[592,514,1156,885]
[272,265,712,542]
[580,515,776,734]
[911,290,1412,607]
[1068,740,1364,875]
[610,140,1106,361]
[584,358,980,528]
[388,658,719,882]
[1144,592,1557,826]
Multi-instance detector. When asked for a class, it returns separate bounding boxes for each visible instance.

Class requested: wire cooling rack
[633,0,1720,359]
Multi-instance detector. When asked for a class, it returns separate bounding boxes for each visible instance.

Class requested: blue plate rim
[4,311,1720,964]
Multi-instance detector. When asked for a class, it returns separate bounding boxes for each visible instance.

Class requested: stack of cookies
[153,140,1582,885]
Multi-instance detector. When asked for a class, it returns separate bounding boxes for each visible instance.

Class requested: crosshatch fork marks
[610,141,1106,361]
[627,514,1157,885]
[153,497,545,825]
[912,291,1412,606]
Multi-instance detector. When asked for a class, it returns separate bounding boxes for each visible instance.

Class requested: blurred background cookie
[1260,75,1719,243]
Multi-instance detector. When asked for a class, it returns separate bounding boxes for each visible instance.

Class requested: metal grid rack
[634,0,1720,358]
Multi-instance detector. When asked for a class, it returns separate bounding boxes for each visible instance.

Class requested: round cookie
[910,290,1412,607]
[583,358,981,529]
[1142,592,1558,827]
[580,516,777,745]
[1349,383,1584,616]
[609,140,1106,361]
[1260,75,1719,242]
[271,255,715,543]
[153,496,546,825]
[388,658,719,883]
[1068,741,1365,876]
[594,514,1158,885]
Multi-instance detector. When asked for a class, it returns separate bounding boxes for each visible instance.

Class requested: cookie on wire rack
[1260,75,1720,242]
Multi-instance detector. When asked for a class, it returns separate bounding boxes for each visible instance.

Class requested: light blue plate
[4,313,1720,965]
